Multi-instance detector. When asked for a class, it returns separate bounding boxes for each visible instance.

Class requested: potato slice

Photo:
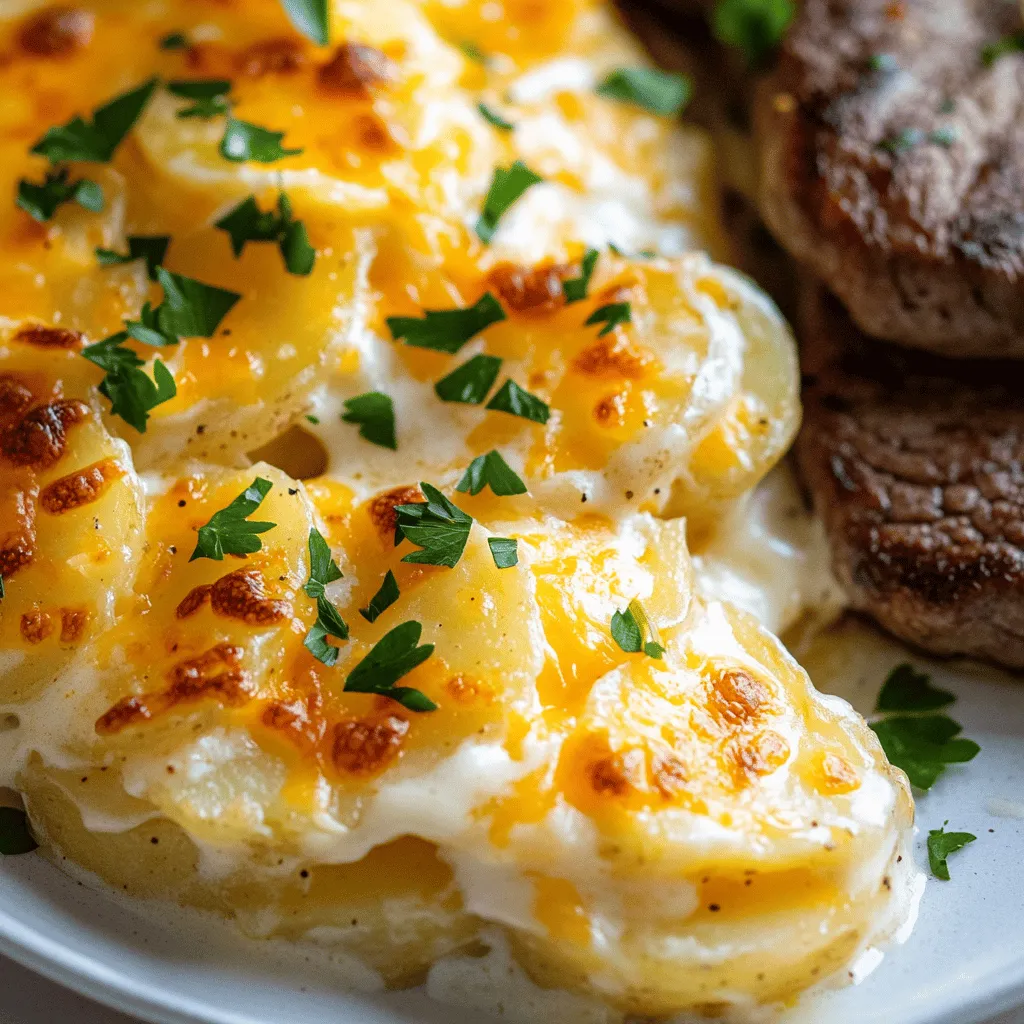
[0,321,144,699]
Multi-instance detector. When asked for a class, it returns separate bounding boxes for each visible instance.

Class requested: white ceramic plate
[0,621,1022,1024]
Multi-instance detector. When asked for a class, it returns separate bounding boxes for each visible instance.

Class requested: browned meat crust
[797,286,1024,668]
[758,0,1024,358]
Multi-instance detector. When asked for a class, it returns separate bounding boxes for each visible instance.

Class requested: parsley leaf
[870,715,980,791]
[867,53,899,73]
[395,483,473,568]
[476,161,543,243]
[96,235,170,280]
[435,354,502,404]
[303,526,343,598]
[879,127,924,155]
[927,824,976,881]
[487,537,518,568]
[280,218,316,275]
[928,126,959,148]
[168,78,232,119]
[596,68,691,116]
[189,477,275,561]
[16,168,102,222]
[485,379,549,423]
[387,293,506,354]
[81,336,176,433]
[0,807,37,856]
[359,570,400,624]
[611,599,664,659]
[460,41,489,65]
[31,78,159,163]
[585,301,631,337]
[456,449,527,496]
[281,0,330,46]
[982,32,1024,67]
[159,31,189,50]
[344,620,436,711]
[712,0,795,66]
[215,193,315,275]
[302,527,348,665]
[136,267,241,344]
[876,664,955,713]
[341,391,396,450]
[563,248,599,304]
[477,102,514,132]
[220,117,302,163]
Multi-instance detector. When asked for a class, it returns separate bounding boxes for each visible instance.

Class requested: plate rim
[1,887,1024,1024]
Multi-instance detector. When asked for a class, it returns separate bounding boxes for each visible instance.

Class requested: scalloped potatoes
[0,0,916,1020]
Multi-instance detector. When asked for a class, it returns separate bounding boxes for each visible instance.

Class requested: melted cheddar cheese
[0,1,915,1020]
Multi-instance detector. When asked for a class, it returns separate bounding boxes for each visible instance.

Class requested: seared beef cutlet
[798,287,1024,668]
[758,0,1024,358]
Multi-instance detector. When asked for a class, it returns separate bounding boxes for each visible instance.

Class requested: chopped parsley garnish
[189,477,275,561]
[31,78,158,163]
[359,570,400,624]
[563,248,599,304]
[596,68,691,116]
[712,0,794,65]
[168,78,232,119]
[867,53,899,73]
[487,537,518,569]
[80,337,176,433]
[220,117,302,163]
[982,32,1024,67]
[611,599,664,659]
[876,663,955,713]
[387,293,506,353]
[871,714,980,791]
[16,169,102,222]
[459,41,489,65]
[927,823,976,881]
[281,0,330,47]
[928,126,959,147]
[215,193,315,275]
[302,527,348,666]
[344,620,437,712]
[159,31,189,50]
[123,267,240,347]
[0,807,37,856]
[456,450,527,496]
[0,575,5,599]
[96,235,170,280]
[395,483,473,568]
[477,102,514,132]
[341,391,396,450]
[870,663,979,790]
[585,301,632,337]
[476,161,543,243]
[306,414,320,425]
[608,242,656,260]
[305,617,350,668]
[434,354,502,404]
[303,526,343,597]
[879,127,924,154]
[485,379,549,424]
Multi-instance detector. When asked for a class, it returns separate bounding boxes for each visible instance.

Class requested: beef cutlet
[797,286,1024,668]
[758,0,1024,358]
